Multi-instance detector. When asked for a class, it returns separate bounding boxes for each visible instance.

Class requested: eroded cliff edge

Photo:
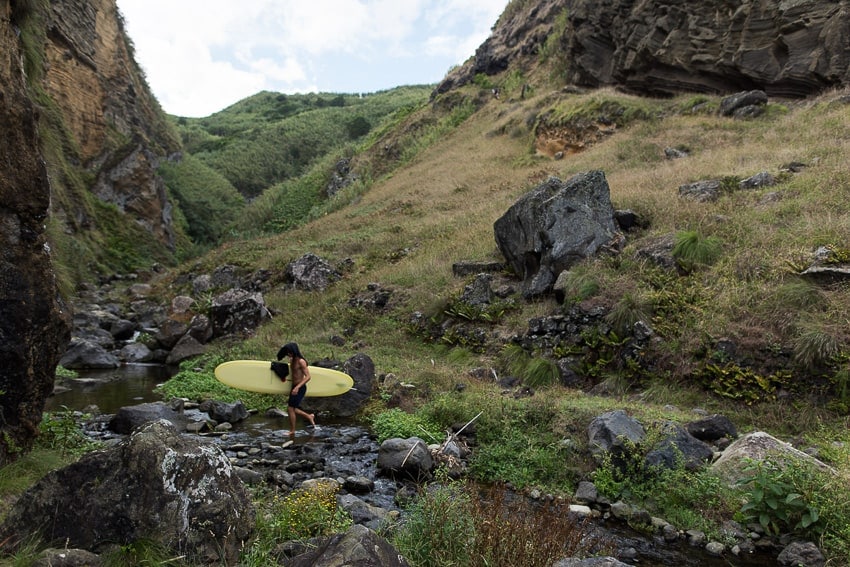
[438,0,850,98]
[39,0,184,279]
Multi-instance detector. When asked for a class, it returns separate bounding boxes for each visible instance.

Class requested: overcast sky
[116,0,507,117]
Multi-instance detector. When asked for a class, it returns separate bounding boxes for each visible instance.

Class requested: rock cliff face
[438,0,850,98]
[42,0,181,259]
[0,0,71,464]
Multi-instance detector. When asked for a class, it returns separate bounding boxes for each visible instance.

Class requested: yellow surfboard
[214,360,354,396]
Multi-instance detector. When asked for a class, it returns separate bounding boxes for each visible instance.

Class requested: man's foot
[307,413,316,427]
[288,429,296,437]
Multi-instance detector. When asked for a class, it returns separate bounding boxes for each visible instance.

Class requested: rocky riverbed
[56,396,780,567]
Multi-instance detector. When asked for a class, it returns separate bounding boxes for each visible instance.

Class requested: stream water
[47,364,177,414]
[45,364,778,567]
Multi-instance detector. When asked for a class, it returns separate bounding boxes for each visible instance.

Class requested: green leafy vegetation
[540,93,659,131]
[737,458,821,536]
[244,481,351,565]
[154,355,281,411]
[158,154,246,245]
[370,408,444,443]
[54,366,78,380]
[174,87,431,199]
[0,410,103,525]
[38,408,100,458]
[605,292,652,336]
[594,449,736,537]
[672,229,722,273]
[539,7,570,73]
[698,363,793,405]
[101,539,183,567]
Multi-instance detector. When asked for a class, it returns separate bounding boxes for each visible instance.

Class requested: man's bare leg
[287,407,297,436]
[294,408,315,426]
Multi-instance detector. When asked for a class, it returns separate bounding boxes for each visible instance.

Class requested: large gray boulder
[59,337,120,369]
[644,422,715,471]
[119,341,153,363]
[284,252,342,291]
[108,401,188,434]
[777,541,825,567]
[377,437,434,480]
[587,409,646,458]
[494,171,621,298]
[288,524,410,567]
[198,399,249,424]
[686,414,737,442]
[164,333,206,365]
[0,420,254,563]
[308,353,375,418]
[711,431,834,485]
[209,288,270,338]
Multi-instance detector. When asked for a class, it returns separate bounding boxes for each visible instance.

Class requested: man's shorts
[288,386,307,408]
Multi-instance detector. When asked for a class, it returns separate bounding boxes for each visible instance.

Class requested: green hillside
[174,82,850,401]
[163,87,432,243]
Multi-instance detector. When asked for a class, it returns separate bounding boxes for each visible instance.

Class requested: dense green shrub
[737,458,821,536]
[370,408,444,443]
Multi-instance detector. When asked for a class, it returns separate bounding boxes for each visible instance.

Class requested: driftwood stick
[442,411,483,448]
[416,425,439,442]
[401,439,423,468]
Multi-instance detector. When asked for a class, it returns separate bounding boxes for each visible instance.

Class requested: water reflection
[47,364,178,414]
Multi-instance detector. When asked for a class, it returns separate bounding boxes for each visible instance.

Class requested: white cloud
[249,56,307,84]
[117,0,507,117]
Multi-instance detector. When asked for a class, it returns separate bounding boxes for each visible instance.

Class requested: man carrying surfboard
[277,342,316,435]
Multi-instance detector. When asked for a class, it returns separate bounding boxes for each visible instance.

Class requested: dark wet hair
[277,342,303,361]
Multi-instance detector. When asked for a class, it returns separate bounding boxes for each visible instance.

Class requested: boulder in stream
[108,401,188,434]
[0,420,254,563]
[377,437,434,480]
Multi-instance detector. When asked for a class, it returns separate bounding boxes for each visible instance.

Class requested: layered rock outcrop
[0,0,72,464]
[43,0,181,254]
[438,0,850,98]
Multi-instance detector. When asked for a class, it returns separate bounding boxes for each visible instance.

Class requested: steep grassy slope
[160,87,433,247]
[173,83,850,408]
